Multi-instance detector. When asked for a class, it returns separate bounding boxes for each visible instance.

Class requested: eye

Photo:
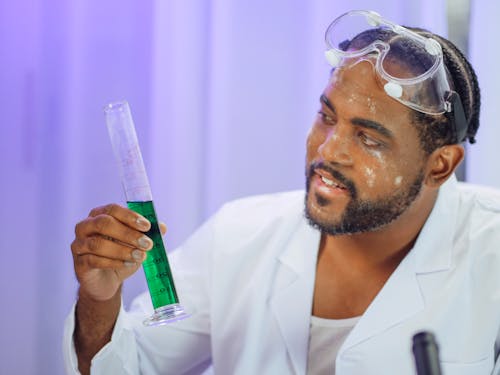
[317,111,336,126]
[359,132,383,148]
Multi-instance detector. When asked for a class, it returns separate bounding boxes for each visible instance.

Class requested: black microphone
[412,331,442,375]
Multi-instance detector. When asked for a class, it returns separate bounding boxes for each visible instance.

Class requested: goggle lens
[325,10,450,115]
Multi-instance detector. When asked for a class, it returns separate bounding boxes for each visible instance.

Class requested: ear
[425,144,465,187]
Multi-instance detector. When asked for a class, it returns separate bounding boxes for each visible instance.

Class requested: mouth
[315,169,348,191]
[306,161,357,201]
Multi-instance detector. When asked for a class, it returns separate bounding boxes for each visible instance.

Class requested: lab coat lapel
[269,217,320,375]
[340,249,424,352]
[340,176,458,353]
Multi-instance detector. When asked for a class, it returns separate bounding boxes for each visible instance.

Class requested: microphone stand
[412,331,442,375]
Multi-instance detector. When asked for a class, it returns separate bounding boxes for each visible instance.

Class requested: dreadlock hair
[340,27,481,155]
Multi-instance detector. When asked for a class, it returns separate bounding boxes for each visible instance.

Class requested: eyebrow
[319,94,395,140]
[320,94,335,113]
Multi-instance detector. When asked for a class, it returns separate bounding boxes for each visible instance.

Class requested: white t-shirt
[307,315,361,375]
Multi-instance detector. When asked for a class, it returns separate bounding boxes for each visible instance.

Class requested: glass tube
[104,100,189,326]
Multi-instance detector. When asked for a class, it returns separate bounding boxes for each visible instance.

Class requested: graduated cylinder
[104,100,189,325]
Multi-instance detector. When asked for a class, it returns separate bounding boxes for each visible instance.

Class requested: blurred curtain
[5,0,497,374]
[466,2,500,184]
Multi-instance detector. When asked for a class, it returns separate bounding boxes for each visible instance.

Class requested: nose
[317,127,354,166]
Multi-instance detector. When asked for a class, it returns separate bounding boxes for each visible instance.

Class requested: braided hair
[410,28,480,154]
[340,27,481,155]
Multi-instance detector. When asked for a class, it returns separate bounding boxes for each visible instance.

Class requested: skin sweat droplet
[367,97,377,114]
[394,176,403,186]
[367,148,386,164]
[365,166,376,187]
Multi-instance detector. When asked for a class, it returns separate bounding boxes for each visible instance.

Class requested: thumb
[159,222,167,236]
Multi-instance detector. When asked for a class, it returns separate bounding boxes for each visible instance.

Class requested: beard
[304,162,424,235]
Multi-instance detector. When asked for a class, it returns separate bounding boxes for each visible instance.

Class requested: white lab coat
[63,177,500,374]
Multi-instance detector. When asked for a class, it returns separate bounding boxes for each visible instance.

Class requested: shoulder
[213,190,306,235]
[455,182,500,234]
[455,182,500,281]
[174,190,306,257]
[209,190,308,254]
[457,182,500,213]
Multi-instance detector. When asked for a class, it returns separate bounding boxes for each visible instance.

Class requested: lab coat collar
[339,248,424,353]
[340,175,459,353]
[413,174,459,274]
[270,214,321,375]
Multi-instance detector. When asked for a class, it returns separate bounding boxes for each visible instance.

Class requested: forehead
[325,60,417,138]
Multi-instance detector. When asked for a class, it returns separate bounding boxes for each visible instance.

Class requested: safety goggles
[324,10,467,141]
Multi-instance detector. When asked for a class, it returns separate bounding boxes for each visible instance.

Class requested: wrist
[74,286,122,353]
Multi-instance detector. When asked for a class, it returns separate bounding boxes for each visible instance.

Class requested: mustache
[307,161,357,199]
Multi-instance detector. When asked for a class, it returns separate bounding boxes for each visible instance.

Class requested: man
[64,10,500,374]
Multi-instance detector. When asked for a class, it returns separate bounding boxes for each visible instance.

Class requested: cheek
[362,166,377,188]
[362,149,391,189]
[365,147,387,166]
[361,164,393,191]
[360,153,410,192]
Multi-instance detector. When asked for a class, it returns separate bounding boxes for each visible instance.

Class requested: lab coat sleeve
[63,213,217,375]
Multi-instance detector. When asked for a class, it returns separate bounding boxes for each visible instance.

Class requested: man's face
[305,61,427,235]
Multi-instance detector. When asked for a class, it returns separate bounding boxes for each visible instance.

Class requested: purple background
[1,1,498,373]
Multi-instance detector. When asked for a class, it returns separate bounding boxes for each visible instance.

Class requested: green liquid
[127,201,179,309]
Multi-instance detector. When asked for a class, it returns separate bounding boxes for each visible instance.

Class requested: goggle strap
[445,91,467,143]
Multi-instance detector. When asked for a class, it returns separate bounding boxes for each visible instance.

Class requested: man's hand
[70,203,166,375]
[71,203,154,302]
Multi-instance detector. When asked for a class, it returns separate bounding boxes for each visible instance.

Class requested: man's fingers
[88,203,151,231]
[75,215,154,250]
[74,252,141,272]
[71,236,149,263]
